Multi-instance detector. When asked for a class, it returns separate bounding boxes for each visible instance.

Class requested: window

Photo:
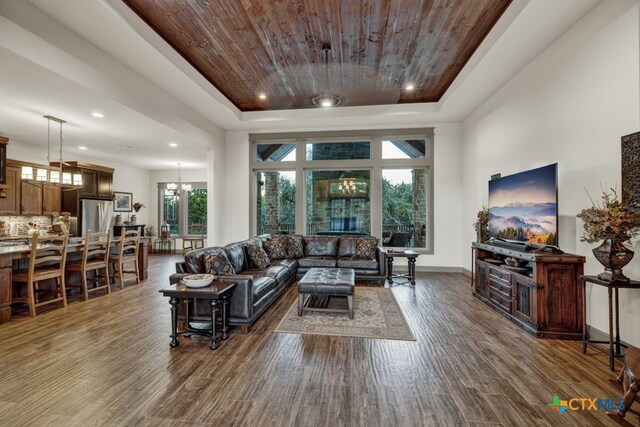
[382,168,427,248]
[306,170,371,235]
[158,183,207,238]
[256,171,295,235]
[250,130,433,252]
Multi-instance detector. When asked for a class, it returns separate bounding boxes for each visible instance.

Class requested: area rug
[274,287,416,341]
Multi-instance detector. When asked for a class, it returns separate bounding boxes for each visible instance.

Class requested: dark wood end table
[159,281,236,350]
[385,249,419,285]
[581,275,640,370]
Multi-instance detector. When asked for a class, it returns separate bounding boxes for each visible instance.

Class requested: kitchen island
[0,236,150,324]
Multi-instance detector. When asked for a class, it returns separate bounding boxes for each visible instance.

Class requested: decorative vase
[592,239,634,283]
[476,225,489,243]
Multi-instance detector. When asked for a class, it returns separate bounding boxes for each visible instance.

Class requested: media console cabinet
[471,242,585,340]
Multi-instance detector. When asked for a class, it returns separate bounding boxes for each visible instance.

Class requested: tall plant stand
[581,275,640,371]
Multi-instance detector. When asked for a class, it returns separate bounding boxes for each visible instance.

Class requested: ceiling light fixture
[78,146,87,150]
[258,93,267,100]
[166,163,192,197]
[91,112,104,118]
[21,115,83,189]
[169,142,178,147]
[312,44,343,108]
[405,84,415,91]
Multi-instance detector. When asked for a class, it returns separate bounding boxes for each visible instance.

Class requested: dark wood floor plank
[0,257,633,426]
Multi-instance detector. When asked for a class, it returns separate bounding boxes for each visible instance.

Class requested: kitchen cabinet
[21,181,43,216]
[42,183,61,215]
[0,165,21,215]
[53,162,113,200]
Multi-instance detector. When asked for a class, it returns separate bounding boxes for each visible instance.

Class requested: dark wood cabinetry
[0,165,21,215]
[472,242,585,339]
[42,183,61,215]
[20,181,43,216]
[55,162,113,200]
[0,255,12,324]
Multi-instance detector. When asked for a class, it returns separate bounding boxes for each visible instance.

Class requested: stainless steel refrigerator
[80,199,114,236]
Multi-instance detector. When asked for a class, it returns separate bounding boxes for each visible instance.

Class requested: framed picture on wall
[622,132,640,211]
[114,191,133,212]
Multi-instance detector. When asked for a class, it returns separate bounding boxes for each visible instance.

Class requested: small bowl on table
[183,274,215,288]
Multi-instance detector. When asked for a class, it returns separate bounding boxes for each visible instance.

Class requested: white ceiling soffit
[0,0,225,169]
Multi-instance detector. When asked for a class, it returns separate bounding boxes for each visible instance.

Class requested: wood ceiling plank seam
[269,1,306,99]
[396,0,432,97]
[375,0,396,95]
[295,0,322,99]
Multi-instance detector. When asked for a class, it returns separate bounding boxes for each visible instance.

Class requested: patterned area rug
[274,287,416,341]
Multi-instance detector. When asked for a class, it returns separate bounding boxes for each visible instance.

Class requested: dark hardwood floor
[0,254,631,426]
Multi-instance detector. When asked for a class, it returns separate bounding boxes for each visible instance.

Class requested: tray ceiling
[125,0,512,111]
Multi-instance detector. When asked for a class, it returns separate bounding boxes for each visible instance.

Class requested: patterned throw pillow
[287,234,304,258]
[263,235,289,260]
[203,251,235,275]
[246,243,270,269]
[354,238,379,259]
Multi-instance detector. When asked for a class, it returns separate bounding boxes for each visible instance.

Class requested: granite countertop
[0,235,149,256]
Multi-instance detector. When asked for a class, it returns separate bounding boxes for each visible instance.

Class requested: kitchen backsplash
[0,216,51,236]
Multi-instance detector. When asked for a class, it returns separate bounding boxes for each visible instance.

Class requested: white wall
[462,2,640,343]
[8,140,151,225]
[223,124,464,269]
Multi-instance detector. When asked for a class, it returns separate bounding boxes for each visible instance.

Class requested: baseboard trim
[393,265,465,273]
[461,268,472,277]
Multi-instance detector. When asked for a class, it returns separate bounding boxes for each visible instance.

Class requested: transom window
[250,129,433,252]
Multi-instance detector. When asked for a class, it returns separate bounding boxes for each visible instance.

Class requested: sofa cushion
[184,247,227,274]
[264,265,289,284]
[263,235,289,260]
[252,276,277,301]
[246,243,270,269]
[298,257,337,268]
[203,251,235,275]
[338,236,378,258]
[224,243,246,274]
[287,234,304,258]
[355,238,378,259]
[303,236,339,257]
[337,257,379,270]
[271,258,299,270]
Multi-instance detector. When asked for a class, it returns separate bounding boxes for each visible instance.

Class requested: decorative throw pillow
[203,251,235,275]
[246,243,270,269]
[287,234,304,258]
[354,238,378,260]
[263,235,289,260]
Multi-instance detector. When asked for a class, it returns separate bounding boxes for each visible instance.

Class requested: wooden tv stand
[471,241,585,340]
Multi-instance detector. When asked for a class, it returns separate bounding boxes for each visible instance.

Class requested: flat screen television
[488,163,558,246]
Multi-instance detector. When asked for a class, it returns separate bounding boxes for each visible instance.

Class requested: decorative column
[264,172,279,235]
[412,169,427,248]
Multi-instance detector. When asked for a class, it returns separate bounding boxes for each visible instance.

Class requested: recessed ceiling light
[119,145,132,150]
[404,84,415,91]
[78,146,87,150]
[258,93,267,100]
[91,112,104,118]
[169,142,178,147]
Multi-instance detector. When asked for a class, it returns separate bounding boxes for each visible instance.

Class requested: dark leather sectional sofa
[169,234,386,332]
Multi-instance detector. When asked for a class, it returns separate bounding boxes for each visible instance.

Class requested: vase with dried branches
[577,188,640,282]
[473,206,489,243]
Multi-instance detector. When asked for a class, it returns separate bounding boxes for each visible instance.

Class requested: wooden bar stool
[66,230,111,301]
[109,227,141,289]
[12,233,68,317]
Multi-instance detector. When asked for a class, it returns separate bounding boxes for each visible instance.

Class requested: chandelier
[21,115,83,189]
[338,178,356,193]
[167,163,191,196]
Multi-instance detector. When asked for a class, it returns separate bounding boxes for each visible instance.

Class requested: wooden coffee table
[159,281,236,350]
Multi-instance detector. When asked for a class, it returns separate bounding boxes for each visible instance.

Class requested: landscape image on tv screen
[488,164,558,245]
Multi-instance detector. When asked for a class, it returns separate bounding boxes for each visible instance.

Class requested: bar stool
[12,233,68,317]
[109,227,141,289]
[66,230,111,301]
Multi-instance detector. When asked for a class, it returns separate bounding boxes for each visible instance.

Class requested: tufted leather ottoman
[297,268,355,319]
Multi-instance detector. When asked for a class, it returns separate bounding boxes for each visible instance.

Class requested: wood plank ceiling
[123,0,512,111]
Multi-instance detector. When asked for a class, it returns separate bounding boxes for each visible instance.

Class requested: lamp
[23,115,84,190]
[311,45,343,108]
[167,163,191,197]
